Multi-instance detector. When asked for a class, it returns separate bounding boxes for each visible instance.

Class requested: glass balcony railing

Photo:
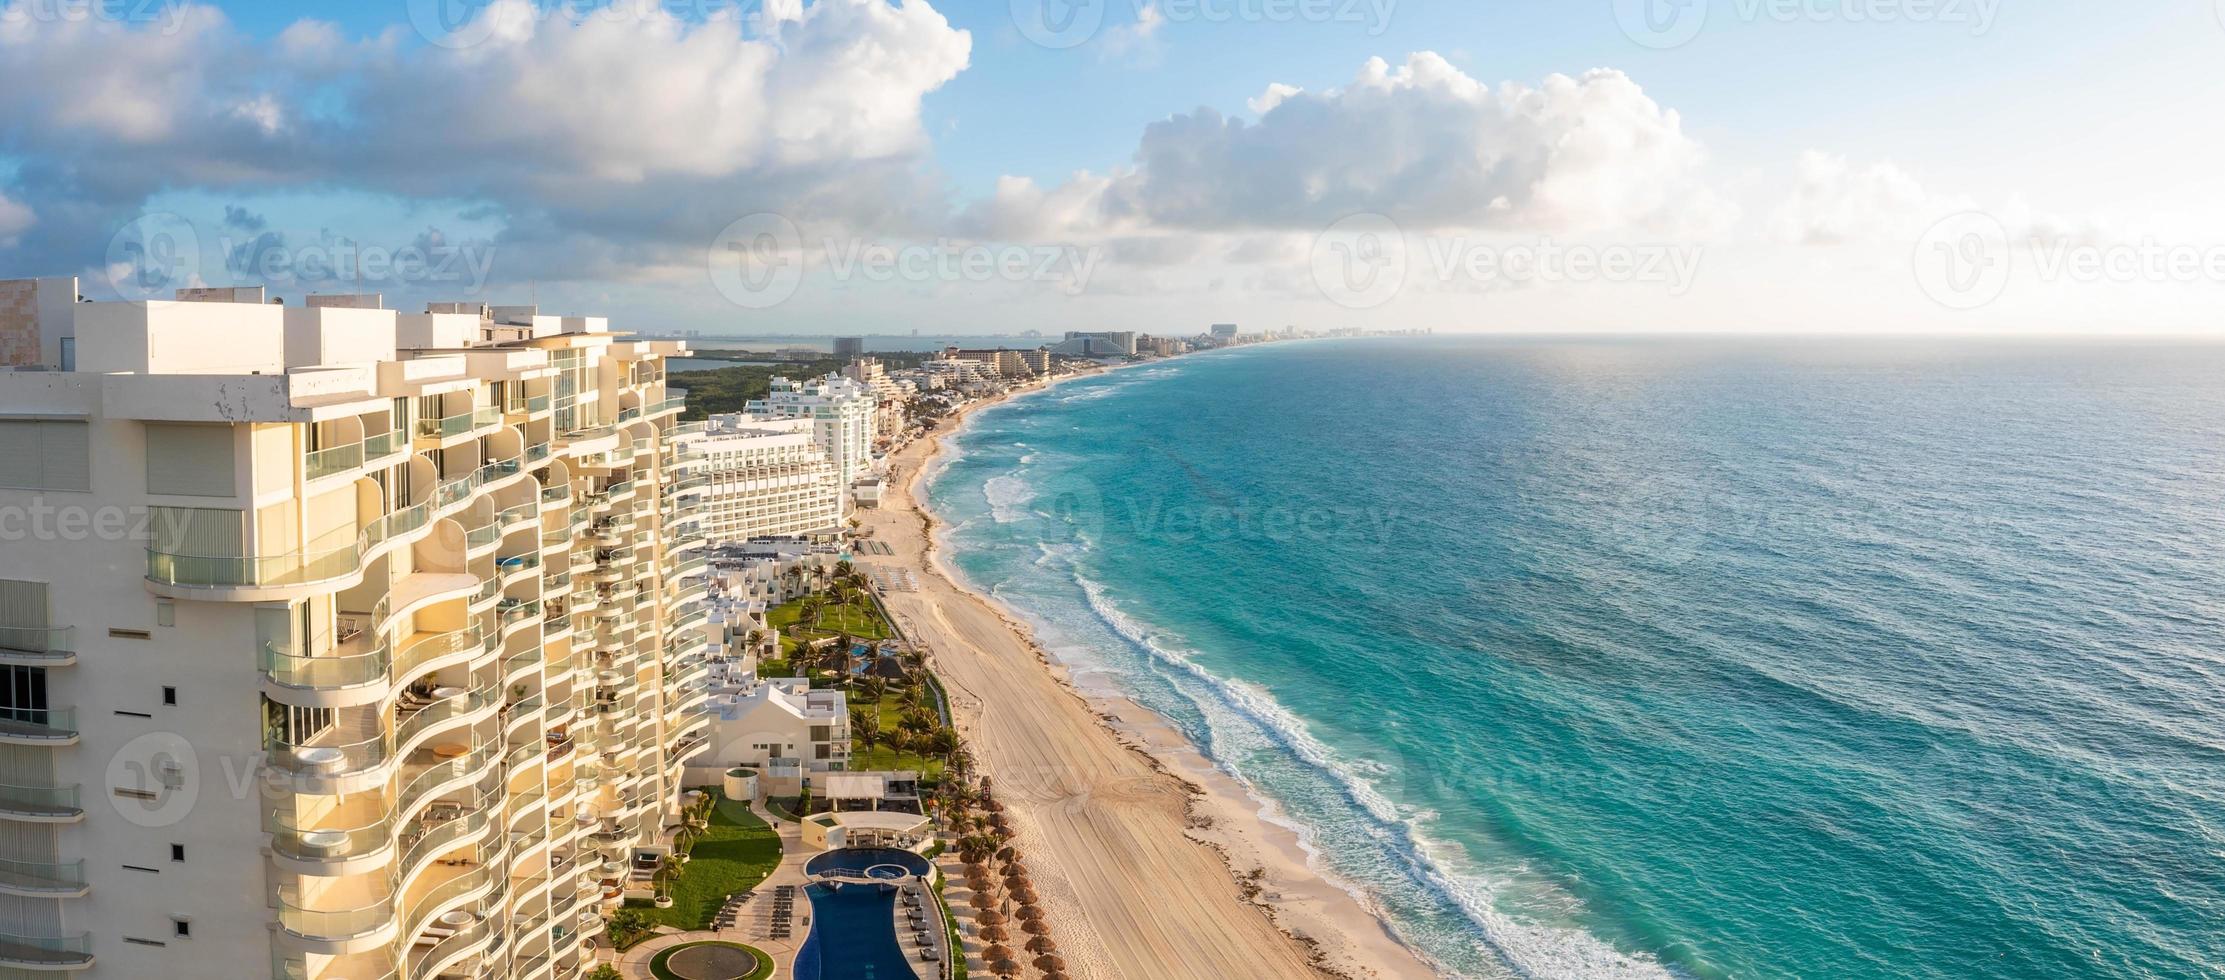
[472,406,501,428]
[267,729,391,778]
[304,441,366,481]
[363,428,406,460]
[269,810,391,864]
[0,707,76,743]
[0,857,80,894]
[0,625,72,662]
[527,394,552,414]
[416,412,475,439]
[277,891,395,943]
[0,782,80,820]
[261,638,390,691]
[394,626,485,679]
[0,930,93,967]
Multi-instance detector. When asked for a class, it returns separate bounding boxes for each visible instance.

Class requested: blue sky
[2,0,2221,335]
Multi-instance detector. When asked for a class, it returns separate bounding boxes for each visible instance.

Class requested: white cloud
[1101,3,1166,62]
[1768,152,1964,245]
[1247,82,1303,115]
[1080,54,1733,236]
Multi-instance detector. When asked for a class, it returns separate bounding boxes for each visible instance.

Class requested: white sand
[854,376,1442,979]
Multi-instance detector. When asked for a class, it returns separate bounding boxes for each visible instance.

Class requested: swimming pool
[805,847,931,879]
[793,880,916,980]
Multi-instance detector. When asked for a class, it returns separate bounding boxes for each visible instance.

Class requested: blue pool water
[926,337,2225,979]
[796,881,913,980]
[806,847,932,879]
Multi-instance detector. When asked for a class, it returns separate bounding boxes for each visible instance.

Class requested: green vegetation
[648,941,776,980]
[674,351,930,420]
[623,791,783,932]
[587,966,624,980]
[848,684,952,782]
[675,360,844,421]
[768,593,894,649]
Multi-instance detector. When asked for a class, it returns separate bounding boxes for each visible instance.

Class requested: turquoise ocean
[922,337,2225,979]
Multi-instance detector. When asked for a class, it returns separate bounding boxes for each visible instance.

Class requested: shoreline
[857,363,1442,980]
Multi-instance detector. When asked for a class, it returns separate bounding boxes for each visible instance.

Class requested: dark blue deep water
[926,337,2225,979]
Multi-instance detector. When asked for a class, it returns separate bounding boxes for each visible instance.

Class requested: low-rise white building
[705,671,850,788]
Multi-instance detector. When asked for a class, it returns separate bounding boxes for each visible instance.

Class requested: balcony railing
[0,857,82,895]
[0,783,80,821]
[304,441,365,481]
[0,625,73,663]
[277,890,396,943]
[0,930,93,968]
[0,707,77,744]
[148,498,437,590]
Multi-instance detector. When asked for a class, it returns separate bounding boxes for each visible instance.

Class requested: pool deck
[614,800,947,980]
[616,799,814,979]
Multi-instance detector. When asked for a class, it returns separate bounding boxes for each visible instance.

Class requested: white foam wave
[1067,568,1682,980]
[983,474,1036,524]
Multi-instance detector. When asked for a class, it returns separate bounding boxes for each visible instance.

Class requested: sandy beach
[854,373,1442,980]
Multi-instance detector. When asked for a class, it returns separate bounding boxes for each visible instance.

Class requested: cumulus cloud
[1768,152,1967,245]
[1092,54,1733,235]
[0,0,972,286]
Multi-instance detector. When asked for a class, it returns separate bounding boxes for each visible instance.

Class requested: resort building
[0,281,715,980]
[703,671,850,789]
[743,375,876,503]
[1051,331,1137,358]
[937,348,1034,379]
[672,415,843,545]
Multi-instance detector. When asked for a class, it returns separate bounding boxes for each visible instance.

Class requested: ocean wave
[983,474,1036,524]
[1067,567,1682,980]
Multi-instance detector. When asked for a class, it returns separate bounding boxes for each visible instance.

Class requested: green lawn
[768,596,893,646]
[626,792,784,931]
[850,689,947,782]
[649,941,776,980]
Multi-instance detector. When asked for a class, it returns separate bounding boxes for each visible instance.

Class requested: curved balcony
[0,858,86,899]
[276,891,398,953]
[146,499,435,600]
[397,804,499,898]
[0,783,81,824]
[0,626,74,668]
[393,687,498,765]
[0,931,92,970]
[270,807,395,876]
[393,626,489,682]
[0,708,77,747]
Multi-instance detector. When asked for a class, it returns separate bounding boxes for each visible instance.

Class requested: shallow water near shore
[926,336,2225,979]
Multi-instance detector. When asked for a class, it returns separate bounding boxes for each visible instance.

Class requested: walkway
[614,800,816,979]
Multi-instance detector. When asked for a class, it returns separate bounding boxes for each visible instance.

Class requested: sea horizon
[923,335,2225,979]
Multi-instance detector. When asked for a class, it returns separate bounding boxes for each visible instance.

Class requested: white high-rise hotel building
[0,280,715,980]
[744,376,875,506]
[673,415,842,544]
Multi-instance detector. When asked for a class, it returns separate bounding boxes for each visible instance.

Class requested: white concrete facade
[0,285,712,980]
[669,415,842,545]
[743,375,875,508]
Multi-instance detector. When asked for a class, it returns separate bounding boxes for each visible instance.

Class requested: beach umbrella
[979,924,1010,942]
[1041,972,1070,980]
[1033,955,1066,973]
[1025,936,1057,954]
[976,910,1007,926]
[989,959,1020,978]
[970,892,998,911]
[983,943,1014,964]
[1010,886,1039,905]
[1014,904,1044,922]
[1020,918,1052,936]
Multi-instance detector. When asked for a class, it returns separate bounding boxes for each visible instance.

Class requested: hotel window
[0,419,90,492]
[0,580,49,655]
[0,665,51,727]
[144,423,237,497]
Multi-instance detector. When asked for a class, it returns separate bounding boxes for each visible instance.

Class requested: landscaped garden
[613,790,783,943]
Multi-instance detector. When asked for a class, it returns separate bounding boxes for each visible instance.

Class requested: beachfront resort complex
[0,281,1240,979]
